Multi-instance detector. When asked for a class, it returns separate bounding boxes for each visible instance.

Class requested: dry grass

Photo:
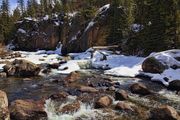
[0,43,7,57]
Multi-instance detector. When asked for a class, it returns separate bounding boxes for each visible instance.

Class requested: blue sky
[10,0,28,11]
[10,0,41,11]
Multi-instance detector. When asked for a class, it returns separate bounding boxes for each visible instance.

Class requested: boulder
[79,86,98,93]
[115,102,133,111]
[142,57,167,73]
[3,59,41,77]
[49,92,69,102]
[115,90,128,101]
[65,71,81,83]
[168,80,180,91]
[58,101,80,114]
[0,90,9,120]
[9,99,47,120]
[149,105,180,120]
[130,83,152,96]
[0,72,7,78]
[95,96,113,108]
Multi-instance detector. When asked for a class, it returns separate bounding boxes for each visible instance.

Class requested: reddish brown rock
[115,102,133,111]
[130,83,151,96]
[9,99,47,120]
[49,92,69,102]
[79,86,98,93]
[115,90,128,101]
[149,105,180,120]
[0,90,10,120]
[95,96,113,108]
[65,71,81,83]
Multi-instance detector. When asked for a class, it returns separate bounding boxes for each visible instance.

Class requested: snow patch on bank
[71,48,144,77]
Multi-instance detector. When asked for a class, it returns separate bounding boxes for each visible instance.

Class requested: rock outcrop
[14,16,61,51]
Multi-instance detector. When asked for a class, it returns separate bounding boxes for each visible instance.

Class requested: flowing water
[0,70,180,120]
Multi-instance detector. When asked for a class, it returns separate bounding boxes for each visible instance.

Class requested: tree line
[0,0,179,55]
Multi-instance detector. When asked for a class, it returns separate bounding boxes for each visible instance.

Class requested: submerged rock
[95,96,113,108]
[49,92,69,102]
[79,86,98,93]
[58,101,80,114]
[115,90,129,101]
[115,102,133,111]
[9,99,47,120]
[149,105,180,120]
[3,59,41,77]
[142,57,167,73]
[130,83,152,96]
[0,90,10,120]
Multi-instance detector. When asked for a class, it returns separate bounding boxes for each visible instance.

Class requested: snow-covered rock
[140,49,180,86]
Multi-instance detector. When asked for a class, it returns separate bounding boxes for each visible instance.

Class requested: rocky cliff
[12,4,120,54]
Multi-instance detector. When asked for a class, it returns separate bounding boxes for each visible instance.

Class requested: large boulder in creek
[130,83,152,96]
[3,59,40,77]
[149,105,180,120]
[95,96,113,108]
[142,57,167,73]
[0,90,10,120]
[9,99,47,120]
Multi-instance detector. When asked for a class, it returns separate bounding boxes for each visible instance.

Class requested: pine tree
[12,7,21,21]
[0,0,11,43]
[17,0,25,15]
[107,0,129,45]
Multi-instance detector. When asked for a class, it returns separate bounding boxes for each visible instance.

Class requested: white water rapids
[45,96,108,120]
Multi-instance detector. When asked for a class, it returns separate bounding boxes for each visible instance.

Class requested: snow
[18,28,26,34]
[140,69,180,86]
[131,24,143,32]
[84,21,95,32]
[105,65,142,77]
[0,64,5,72]
[6,43,15,50]
[71,48,144,76]
[68,12,78,17]
[138,49,180,86]
[57,60,80,74]
[43,15,49,20]
[98,4,110,14]
[24,17,37,21]
[148,49,180,67]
